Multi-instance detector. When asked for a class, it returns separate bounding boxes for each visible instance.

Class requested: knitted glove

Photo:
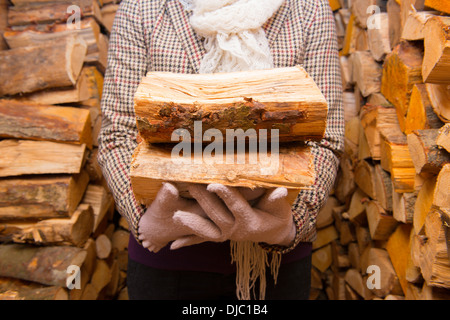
[171,184,296,250]
[137,182,209,253]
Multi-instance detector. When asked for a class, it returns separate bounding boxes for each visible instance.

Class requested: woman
[98,0,344,300]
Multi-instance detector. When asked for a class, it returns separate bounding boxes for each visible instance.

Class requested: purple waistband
[128,234,312,274]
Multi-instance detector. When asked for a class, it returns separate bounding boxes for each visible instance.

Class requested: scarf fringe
[230,240,282,300]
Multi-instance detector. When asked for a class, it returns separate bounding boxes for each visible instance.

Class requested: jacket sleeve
[262,0,344,254]
[97,0,148,240]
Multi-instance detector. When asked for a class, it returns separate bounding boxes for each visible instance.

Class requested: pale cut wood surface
[426,83,450,123]
[130,141,315,206]
[134,66,328,143]
[0,139,86,177]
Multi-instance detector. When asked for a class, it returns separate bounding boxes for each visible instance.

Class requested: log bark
[407,129,450,174]
[404,84,444,134]
[381,41,424,132]
[422,16,450,83]
[130,141,315,206]
[0,172,89,220]
[0,244,87,287]
[433,163,450,208]
[0,139,86,177]
[134,66,328,143]
[436,123,450,153]
[426,83,450,123]
[7,0,102,26]
[0,35,87,96]
[0,100,92,148]
[0,204,94,246]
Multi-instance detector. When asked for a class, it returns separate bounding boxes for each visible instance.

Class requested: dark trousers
[127,254,311,300]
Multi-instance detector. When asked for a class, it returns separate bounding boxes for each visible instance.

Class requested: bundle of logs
[309,0,450,300]
[0,0,128,300]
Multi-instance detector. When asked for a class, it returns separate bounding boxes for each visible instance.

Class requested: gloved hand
[137,182,209,253]
[171,184,296,250]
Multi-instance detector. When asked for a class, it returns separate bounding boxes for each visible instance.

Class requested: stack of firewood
[309,0,450,300]
[0,0,128,300]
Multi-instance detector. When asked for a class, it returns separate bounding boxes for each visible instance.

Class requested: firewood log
[387,0,402,49]
[422,16,450,83]
[0,244,87,287]
[426,83,450,123]
[433,163,450,208]
[367,12,391,61]
[366,200,398,241]
[0,100,92,148]
[134,66,328,143]
[0,172,89,220]
[130,141,315,206]
[413,175,437,234]
[351,51,382,97]
[0,277,68,300]
[381,41,424,132]
[0,36,87,96]
[0,139,86,177]
[401,10,438,41]
[423,0,450,15]
[436,124,450,153]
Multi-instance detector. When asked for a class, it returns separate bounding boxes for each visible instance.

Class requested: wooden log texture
[437,123,450,152]
[404,84,444,134]
[407,129,450,174]
[134,66,328,143]
[401,10,438,41]
[0,204,94,246]
[0,277,68,300]
[351,51,382,97]
[7,0,102,26]
[433,163,450,208]
[0,100,92,148]
[0,244,87,287]
[422,16,450,83]
[130,141,315,206]
[367,13,391,61]
[426,83,450,123]
[0,36,87,96]
[0,139,86,177]
[0,171,89,220]
[381,41,424,131]
[424,0,450,15]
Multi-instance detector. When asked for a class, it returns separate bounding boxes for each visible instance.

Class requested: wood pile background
[309,0,450,300]
[0,0,129,300]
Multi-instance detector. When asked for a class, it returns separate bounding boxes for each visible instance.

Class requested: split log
[422,16,450,83]
[347,188,369,226]
[0,100,92,148]
[423,0,450,15]
[426,83,450,123]
[387,0,402,49]
[312,244,332,273]
[95,234,112,260]
[0,139,86,177]
[354,160,377,200]
[0,277,68,300]
[312,225,339,251]
[316,196,338,229]
[340,56,354,91]
[437,124,450,152]
[331,241,351,270]
[7,0,102,26]
[341,14,357,56]
[81,184,114,233]
[392,189,416,223]
[0,244,87,287]
[399,0,425,28]
[407,129,450,174]
[374,164,393,211]
[0,204,94,246]
[134,66,328,143]
[0,172,89,220]
[366,200,398,241]
[130,141,315,206]
[413,175,437,234]
[100,3,119,33]
[381,41,424,132]
[344,268,373,300]
[351,51,382,97]
[433,163,450,208]
[385,223,414,294]
[364,247,403,298]
[16,67,91,106]
[0,36,87,96]
[401,10,438,41]
[359,104,398,160]
[90,259,112,294]
[367,12,391,61]
[3,17,100,56]
[342,92,359,122]
[416,208,450,288]
[351,0,385,29]
[334,154,356,204]
[404,84,444,134]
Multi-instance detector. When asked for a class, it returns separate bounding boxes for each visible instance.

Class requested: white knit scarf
[188,0,284,73]
[183,0,286,300]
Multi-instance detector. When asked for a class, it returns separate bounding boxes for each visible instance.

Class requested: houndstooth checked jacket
[98,0,344,254]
